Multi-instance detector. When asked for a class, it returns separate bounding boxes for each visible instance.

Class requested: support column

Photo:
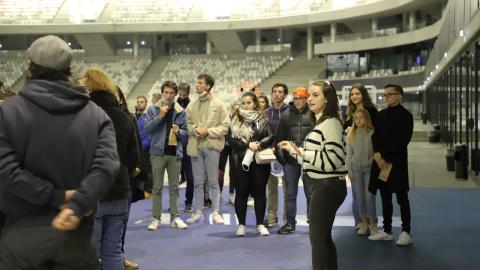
[133,34,139,58]
[307,27,313,60]
[152,34,158,58]
[409,10,416,31]
[371,18,378,37]
[206,36,212,55]
[330,23,336,43]
[278,28,283,43]
[255,29,261,52]
[402,12,408,32]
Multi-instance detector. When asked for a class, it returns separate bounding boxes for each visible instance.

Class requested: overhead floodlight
[444,52,448,58]
[430,71,433,76]
[0,43,3,49]
[459,30,464,37]
[126,41,131,45]
[435,65,439,70]
[68,42,72,46]
[141,40,146,46]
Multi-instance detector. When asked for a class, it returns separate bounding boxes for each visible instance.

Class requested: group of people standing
[0,34,415,270]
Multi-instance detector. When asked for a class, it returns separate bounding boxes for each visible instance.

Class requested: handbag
[255,148,277,164]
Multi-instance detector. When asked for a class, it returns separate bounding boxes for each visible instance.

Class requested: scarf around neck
[230,109,262,143]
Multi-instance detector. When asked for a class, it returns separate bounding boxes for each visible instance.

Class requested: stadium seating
[0,0,63,24]
[148,54,288,105]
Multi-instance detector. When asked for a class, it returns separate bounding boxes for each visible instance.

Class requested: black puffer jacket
[90,91,139,202]
[275,103,314,164]
[227,115,274,169]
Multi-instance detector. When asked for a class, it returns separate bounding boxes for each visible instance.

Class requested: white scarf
[230,109,261,143]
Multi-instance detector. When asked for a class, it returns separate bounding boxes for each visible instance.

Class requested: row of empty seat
[0,0,64,24]
[148,55,289,105]
[328,66,425,80]
[0,0,383,24]
[0,54,150,96]
[71,58,151,96]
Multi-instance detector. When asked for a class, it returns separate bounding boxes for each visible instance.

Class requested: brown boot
[124,259,139,269]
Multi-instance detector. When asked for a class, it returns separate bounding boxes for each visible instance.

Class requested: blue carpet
[124,187,480,270]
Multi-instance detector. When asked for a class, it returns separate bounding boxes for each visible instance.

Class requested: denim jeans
[352,168,376,218]
[95,198,128,270]
[191,148,221,212]
[283,162,311,225]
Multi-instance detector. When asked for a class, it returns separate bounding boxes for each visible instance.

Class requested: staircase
[259,52,325,90]
[126,56,170,108]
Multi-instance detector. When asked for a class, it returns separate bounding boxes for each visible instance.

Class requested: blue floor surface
[124,187,480,270]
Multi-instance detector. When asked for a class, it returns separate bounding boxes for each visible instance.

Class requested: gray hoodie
[346,129,374,171]
[0,79,119,228]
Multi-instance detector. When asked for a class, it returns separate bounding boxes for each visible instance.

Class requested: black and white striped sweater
[294,117,347,179]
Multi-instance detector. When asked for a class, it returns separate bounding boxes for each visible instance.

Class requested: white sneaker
[396,231,413,246]
[229,193,235,205]
[186,211,204,224]
[171,217,188,229]
[236,225,246,236]
[247,197,255,207]
[212,211,225,224]
[147,218,161,231]
[369,224,378,236]
[257,224,270,236]
[356,223,368,235]
[368,230,393,241]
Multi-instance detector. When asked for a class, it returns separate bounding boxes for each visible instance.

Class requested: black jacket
[368,104,413,193]
[227,115,274,169]
[90,91,139,202]
[0,80,119,228]
[275,103,313,164]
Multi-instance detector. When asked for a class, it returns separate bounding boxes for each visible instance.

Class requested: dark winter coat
[90,90,139,202]
[368,104,413,194]
[227,115,274,171]
[275,103,314,164]
[0,80,119,228]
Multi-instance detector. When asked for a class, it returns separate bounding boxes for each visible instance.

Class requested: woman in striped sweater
[278,80,347,270]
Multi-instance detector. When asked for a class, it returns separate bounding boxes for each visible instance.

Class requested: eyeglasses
[383,93,401,98]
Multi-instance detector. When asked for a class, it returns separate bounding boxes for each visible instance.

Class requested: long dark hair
[347,83,375,118]
[309,80,340,125]
[233,92,266,123]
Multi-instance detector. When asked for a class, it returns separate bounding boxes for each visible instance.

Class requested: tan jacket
[186,93,230,157]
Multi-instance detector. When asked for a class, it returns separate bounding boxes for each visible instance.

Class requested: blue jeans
[191,148,221,212]
[95,198,128,270]
[283,162,311,225]
[352,168,376,218]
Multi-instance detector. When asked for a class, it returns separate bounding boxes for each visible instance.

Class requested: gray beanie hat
[27,35,72,71]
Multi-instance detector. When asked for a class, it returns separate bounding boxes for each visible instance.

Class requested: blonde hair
[83,68,118,98]
[347,108,373,145]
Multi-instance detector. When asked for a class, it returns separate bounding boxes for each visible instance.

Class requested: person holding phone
[278,80,347,270]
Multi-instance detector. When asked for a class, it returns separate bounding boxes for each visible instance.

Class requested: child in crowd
[346,109,377,235]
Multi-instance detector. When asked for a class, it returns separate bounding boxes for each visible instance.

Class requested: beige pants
[266,174,281,222]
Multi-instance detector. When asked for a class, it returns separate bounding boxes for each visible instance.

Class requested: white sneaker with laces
[236,225,246,236]
[147,218,161,231]
[368,230,393,241]
[396,231,413,246]
[212,211,225,224]
[186,211,204,224]
[357,223,368,235]
[257,224,270,236]
[171,217,188,229]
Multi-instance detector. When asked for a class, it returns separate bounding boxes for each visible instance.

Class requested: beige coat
[186,93,230,157]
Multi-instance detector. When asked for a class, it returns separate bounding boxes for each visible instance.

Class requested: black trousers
[232,161,270,225]
[0,225,99,270]
[181,152,194,205]
[218,145,235,193]
[308,176,346,270]
[379,189,411,234]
